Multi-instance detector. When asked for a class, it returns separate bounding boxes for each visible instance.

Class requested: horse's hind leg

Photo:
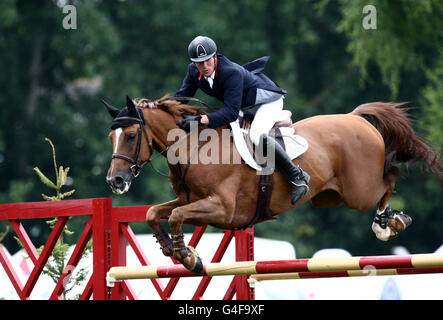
[372,166,412,241]
[146,198,181,257]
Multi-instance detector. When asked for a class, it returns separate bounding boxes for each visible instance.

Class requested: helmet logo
[196,44,207,57]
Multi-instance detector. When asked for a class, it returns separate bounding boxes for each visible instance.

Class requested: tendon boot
[260,134,310,205]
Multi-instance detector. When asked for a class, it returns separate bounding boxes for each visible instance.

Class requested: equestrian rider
[174,35,310,205]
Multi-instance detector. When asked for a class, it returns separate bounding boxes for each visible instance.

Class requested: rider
[174,35,310,205]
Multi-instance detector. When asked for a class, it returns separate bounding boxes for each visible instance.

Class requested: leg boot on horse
[146,199,181,256]
[147,199,204,272]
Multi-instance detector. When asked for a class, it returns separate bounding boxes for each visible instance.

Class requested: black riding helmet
[188,36,217,62]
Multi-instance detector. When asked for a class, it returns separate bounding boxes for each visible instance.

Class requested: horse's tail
[351,102,442,180]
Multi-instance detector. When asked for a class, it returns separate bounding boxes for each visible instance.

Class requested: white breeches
[249,97,284,146]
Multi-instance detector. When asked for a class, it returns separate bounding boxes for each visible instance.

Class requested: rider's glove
[176,115,203,131]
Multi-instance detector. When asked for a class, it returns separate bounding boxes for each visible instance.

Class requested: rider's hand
[176,115,203,131]
[200,115,209,125]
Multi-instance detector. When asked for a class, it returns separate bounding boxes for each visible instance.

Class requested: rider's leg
[260,133,310,205]
[249,97,284,146]
[249,98,310,205]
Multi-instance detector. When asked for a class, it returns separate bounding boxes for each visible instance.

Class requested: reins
[166,96,218,112]
[111,109,203,203]
[111,114,191,176]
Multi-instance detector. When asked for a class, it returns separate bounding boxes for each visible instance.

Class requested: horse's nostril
[113,176,124,188]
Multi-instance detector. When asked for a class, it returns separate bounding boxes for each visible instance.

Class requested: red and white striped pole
[107,253,443,286]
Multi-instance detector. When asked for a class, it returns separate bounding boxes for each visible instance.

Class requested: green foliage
[337,0,443,98]
[16,136,87,299]
[0,226,10,243]
[420,52,443,148]
[33,138,75,201]
[38,218,91,300]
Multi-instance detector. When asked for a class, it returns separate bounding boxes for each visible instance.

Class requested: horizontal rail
[111,205,152,222]
[106,253,443,286]
[0,198,108,220]
[249,267,443,282]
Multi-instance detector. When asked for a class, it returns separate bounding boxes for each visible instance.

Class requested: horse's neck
[149,124,174,153]
[145,110,185,154]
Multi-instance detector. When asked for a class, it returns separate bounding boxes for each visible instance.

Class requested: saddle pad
[230,120,263,171]
[278,126,309,160]
[229,120,309,171]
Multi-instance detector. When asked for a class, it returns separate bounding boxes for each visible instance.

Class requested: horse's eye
[126,132,137,141]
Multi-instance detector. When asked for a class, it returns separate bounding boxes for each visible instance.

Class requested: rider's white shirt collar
[205,71,215,88]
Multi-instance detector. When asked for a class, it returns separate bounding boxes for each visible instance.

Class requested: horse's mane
[134,95,207,122]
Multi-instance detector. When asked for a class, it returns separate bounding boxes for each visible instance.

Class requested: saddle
[230,110,309,229]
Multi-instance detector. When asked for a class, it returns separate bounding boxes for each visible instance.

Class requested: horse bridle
[111,113,192,179]
[111,115,153,178]
[110,98,206,185]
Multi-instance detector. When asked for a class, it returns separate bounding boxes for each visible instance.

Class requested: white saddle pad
[229,119,309,171]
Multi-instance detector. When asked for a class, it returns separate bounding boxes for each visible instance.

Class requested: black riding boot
[260,134,310,205]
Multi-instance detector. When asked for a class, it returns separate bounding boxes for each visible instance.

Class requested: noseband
[111,116,153,178]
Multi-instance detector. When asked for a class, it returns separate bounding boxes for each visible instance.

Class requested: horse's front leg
[168,195,234,273]
[146,198,182,257]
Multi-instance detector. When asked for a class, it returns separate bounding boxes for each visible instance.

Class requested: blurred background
[0,0,442,259]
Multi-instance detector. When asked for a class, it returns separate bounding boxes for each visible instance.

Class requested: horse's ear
[126,95,137,116]
[101,99,120,118]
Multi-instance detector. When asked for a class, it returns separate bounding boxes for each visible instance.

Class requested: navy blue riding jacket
[174,54,287,129]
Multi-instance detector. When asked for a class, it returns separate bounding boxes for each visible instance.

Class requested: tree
[337,0,443,99]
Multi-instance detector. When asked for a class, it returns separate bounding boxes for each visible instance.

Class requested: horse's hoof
[388,211,412,232]
[388,230,398,240]
[397,212,412,228]
[185,246,204,274]
[191,255,204,274]
[373,211,411,241]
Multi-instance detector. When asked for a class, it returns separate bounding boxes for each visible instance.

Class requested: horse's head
[103,96,153,194]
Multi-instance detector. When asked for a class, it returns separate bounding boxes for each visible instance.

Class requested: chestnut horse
[103,96,442,273]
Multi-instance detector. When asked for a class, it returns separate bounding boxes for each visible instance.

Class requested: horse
[103,95,442,273]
